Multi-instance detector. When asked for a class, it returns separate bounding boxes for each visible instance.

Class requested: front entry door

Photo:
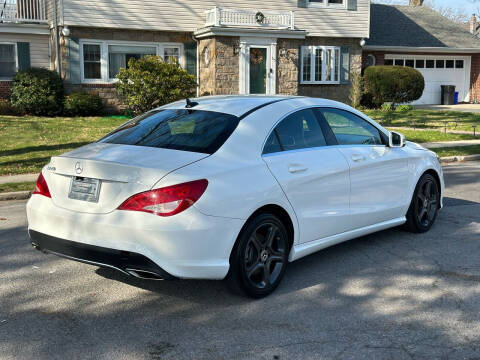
[249,47,267,94]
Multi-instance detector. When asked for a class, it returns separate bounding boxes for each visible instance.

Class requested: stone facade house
[1,0,370,112]
[363,4,480,105]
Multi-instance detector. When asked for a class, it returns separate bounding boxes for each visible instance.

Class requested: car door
[319,108,410,230]
[262,108,350,244]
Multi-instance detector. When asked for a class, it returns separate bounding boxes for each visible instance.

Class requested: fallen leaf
[0,218,6,221]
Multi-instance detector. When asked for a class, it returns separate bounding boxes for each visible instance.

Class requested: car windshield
[100,109,240,154]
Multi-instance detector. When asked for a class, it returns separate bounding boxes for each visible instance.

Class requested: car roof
[159,95,353,118]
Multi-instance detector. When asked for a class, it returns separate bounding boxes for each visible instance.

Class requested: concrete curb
[0,191,31,201]
[440,154,480,164]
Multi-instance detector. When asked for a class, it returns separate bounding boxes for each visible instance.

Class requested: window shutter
[68,38,81,84]
[17,42,30,71]
[298,46,303,84]
[297,0,308,8]
[185,42,197,77]
[347,0,357,11]
[340,46,350,84]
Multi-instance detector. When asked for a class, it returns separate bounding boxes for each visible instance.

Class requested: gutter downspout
[53,0,61,76]
[192,33,200,97]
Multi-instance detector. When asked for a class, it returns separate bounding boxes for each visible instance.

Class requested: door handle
[351,154,366,162]
[288,164,308,174]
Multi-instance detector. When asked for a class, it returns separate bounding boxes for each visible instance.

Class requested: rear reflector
[118,179,208,217]
[33,173,51,198]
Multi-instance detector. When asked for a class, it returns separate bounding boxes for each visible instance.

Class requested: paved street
[1,162,479,360]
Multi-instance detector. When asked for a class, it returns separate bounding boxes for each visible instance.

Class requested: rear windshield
[100,109,240,154]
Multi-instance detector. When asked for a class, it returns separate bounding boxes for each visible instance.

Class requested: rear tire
[405,173,440,233]
[227,213,289,298]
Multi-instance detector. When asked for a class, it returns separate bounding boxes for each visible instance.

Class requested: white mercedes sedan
[27,96,444,297]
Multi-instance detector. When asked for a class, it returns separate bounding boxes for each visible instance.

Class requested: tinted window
[263,109,326,154]
[321,108,383,146]
[100,109,239,154]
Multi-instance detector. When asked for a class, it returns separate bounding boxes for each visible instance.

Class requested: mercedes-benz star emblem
[75,162,83,175]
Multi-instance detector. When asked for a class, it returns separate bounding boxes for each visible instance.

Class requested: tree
[116,55,197,115]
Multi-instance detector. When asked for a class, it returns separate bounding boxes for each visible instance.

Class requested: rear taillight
[33,173,51,198]
[118,179,208,217]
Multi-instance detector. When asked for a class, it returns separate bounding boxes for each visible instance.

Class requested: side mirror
[389,131,405,148]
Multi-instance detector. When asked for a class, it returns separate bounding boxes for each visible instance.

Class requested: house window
[385,59,393,66]
[80,40,184,83]
[83,44,102,79]
[436,60,445,69]
[456,60,464,69]
[426,60,434,68]
[0,43,16,79]
[446,60,454,69]
[405,59,414,68]
[415,60,425,68]
[308,0,345,7]
[108,44,156,78]
[301,46,340,84]
[163,46,181,64]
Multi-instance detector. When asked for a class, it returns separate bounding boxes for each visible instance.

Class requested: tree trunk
[409,0,424,6]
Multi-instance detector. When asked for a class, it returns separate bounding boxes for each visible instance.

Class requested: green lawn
[433,145,480,158]
[0,181,35,193]
[386,129,477,143]
[365,109,480,133]
[0,115,128,176]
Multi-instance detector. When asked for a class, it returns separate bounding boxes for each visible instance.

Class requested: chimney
[471,14,477,35]
[409,0,424,6]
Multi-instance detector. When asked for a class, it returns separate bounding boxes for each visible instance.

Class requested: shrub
[349,72,363,109]
[363,66,424,107]
[116,55,197,115]
[0,99,22,115]
[10,67,64,116]
[381,103,394,112]
[396,104,414,112]
[64,92,103,116]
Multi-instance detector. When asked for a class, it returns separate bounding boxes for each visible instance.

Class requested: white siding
[0,33,50,68]
[62,0,370,38]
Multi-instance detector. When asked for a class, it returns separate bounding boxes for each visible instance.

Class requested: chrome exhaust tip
[126,269,165,280]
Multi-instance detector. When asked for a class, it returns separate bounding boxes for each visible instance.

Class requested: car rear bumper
[29,230,176,280]
[26,195,245,280]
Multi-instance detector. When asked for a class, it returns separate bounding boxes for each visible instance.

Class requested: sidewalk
[419,139,480,149]
[0,173,37,185]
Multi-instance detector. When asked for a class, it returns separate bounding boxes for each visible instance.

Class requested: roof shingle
[366,4,480,49]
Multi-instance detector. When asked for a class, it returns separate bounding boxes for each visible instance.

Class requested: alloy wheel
[416,178,439,227]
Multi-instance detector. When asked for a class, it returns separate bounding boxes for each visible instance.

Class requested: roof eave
[363,45,480,54]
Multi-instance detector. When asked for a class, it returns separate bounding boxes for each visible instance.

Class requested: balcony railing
[0,0,47,23]
[205,7,295,30]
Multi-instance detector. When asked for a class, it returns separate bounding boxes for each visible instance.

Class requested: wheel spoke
[418,207,427,222]
[249,234,262,253]
[424,181,432,198]
[262,262,271,286]
[268,254,284,265]
[427,203,437,221]
[417,192,426,202]
[265,225,278,248]
[247,262,263,279]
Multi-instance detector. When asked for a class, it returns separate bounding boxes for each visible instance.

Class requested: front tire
[227,214,289,298]
[405,173,440,233]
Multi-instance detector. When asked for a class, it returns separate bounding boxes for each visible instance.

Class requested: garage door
[384,56,471,105]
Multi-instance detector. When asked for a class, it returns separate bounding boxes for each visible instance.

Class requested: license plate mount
[68,177,101,203]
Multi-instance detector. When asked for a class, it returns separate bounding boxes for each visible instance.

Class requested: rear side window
[100,109,240,154]
[321,108,383,146]
[263,109,326,154]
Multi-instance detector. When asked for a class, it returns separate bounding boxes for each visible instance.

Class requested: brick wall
[470,54,480,103]
[0,81,12,99]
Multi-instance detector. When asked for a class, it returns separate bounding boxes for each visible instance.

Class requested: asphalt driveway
[1,162,479,360]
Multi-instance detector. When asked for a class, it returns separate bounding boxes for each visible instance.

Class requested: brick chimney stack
[409,0,424,6]
[470,14,478,35]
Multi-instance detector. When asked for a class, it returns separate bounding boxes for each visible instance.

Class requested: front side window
[108,45,156,78]
[0,44,16,78]
[321,108,383,146]
[100,109,239,154]
[83,44,101,79]
[301,46,340,84]
[263,109,326,154]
